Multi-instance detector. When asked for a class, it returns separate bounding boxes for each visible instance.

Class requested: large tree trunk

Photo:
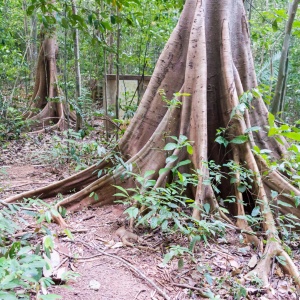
[26,36,65,130]
[6,0,300,288]
[26,28,76,131]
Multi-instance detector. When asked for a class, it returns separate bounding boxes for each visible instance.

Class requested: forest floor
[1,131,300,300]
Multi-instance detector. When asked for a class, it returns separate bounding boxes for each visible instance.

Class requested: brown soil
[1,133,299,300]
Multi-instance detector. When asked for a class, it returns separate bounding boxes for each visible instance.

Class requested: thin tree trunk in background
[72,0,82,131]
[279,55,289,117]
[23,0,29,96]
[271,0,299,115]
[108,5,114,75]
[115,8,120,123]
[244,0,253,20]
[31,13,38,61]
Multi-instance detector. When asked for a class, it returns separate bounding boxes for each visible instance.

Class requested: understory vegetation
[2,0,300,299]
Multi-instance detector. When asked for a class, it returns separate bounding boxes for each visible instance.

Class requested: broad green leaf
[237,185,247,193]
[275,137,284,145]
[144,170,155,178]
[203,203,210,214]
[159,168,170,176]
[268,113,275,127]
[166,155,178,164]
[177,171,185,183]
[245,126,260,133]
[276,255,286,266]
[61,17,68,29]
[8,242,21,259]
[44,236,54,251]
[179,135,188,142]
[112,185,129,197]
[186,144,193,155]
[289,144,300,153]
[163,251,174,265]
[0,291,18,300]
[282,132,300,141]
[145,180,156,188]
[277,200,293,208]
[114,192,128,198]
[164,143,177,151]
[150,217,158,228]
[272,20,278,31]
[124,207,139,219]
[174,92,191,97]
[178,258,184,270]
[176,160,191,168]
[268,127,278,136]
[271,190,278,199]
[230,135,248,144]
[251,206,260,217]
[64,229,73,240]
[27,5,35,16]
[260,149,272,154]
[215,136,229,147]
[189,235,201,251]
[161,220,168,231]
[280,124,290,131]
[204,273,214,285]
[252,145,260,153]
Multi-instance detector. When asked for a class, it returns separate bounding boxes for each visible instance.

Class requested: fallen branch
[172,283,209,298]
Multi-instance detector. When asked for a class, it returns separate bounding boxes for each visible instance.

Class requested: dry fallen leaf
[111,242,124,249]
[229,259,240,269]
[232,268,242,276]
[248,254,258,269]
[103,239,115,248]
[43,250,60,277]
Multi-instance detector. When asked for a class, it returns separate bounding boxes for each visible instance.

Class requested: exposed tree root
[5,0,300,291]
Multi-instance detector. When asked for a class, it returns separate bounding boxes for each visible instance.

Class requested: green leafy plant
[0,200,64,299]
[0,97,32,141]
[114,135,226,265]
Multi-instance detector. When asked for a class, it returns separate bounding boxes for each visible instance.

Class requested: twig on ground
[54,257,68,271]
[82,215,96,221]
[56,249,103,261]
[0,200,9,207]
[210,246,236,260]
[172,283,209,298]
[134,289,146,299]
